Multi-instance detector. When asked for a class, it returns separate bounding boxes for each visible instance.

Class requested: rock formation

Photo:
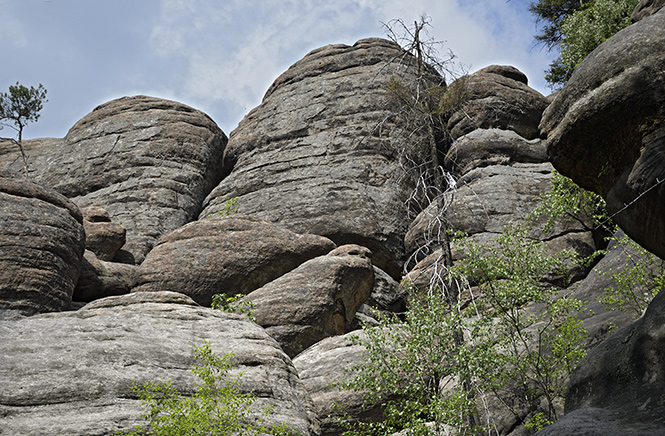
[536,7,665,436]
[1,17,664,434]
[0,292,320,436]
[540,8,665,259]
[133,214,335,306]
[0,177,85,316]
[199,38,439,279]
[1,96,228,264]
[245,245,375,357]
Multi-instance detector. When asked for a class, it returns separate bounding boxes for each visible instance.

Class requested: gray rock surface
[133,214,336,306]
[367,266,405,313]
[540,10,665,258]
[536,289,665,436]
[0,177,85,315]
[0,291,320,436]
[245,245,375,357]
[632,0,665,21]
[81,206,126,261]
[199,38,440,278]
[447,65,549,140]
[1,96,228,264]
[294,331,388,436]
[73,250,136,302]
[536,407,665,436]
[444,128,548,178]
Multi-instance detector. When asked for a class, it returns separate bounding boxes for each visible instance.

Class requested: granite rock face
[447,65,549,140]
[73,250,136,302]
[293,331,389,436]
[133,214,336,306]
[541,9,665,259]
[199,38,439,278]
[245,245,375,357]
[0,292,320,436]
[1,96,228,264]
[81,206,126,261]
[536,289,665,436]
[0,177,85,316]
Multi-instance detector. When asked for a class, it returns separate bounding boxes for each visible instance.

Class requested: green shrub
[118,342,290,436]
[340,225,587,435]
[211,293,256,321]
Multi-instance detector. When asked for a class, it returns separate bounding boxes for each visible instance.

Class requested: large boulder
[447,66,549,140]
[536,289,665,436]
[245,245,375,357]
[1,96,228,264]
[0,292,320,436]
[294,331,388,436]
[199,38,440,278]
[540,10,665,258]
[0,177,85,316]
[443,128,548,178]
[81,206,126,261]
[73,250,136,302]
[133,214,336,306]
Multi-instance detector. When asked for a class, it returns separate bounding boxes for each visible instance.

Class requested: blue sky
[1,0,556,140]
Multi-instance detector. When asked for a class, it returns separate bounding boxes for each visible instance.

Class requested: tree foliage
[530,0,639,88]
[0,82,48,143]
[530,0,589,50]
[341,224,587,436]
[598,233,664,315]
[118,342,290,436]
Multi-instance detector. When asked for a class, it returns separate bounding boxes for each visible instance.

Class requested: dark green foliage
[530,0,589,50]
[0,82,48,142]
[536,0,639,88]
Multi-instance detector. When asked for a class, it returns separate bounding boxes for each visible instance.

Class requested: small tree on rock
[0,82,48,175]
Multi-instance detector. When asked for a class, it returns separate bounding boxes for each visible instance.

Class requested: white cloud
[146,0,554,133]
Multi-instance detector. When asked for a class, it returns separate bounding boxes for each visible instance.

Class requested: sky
[1,0,557,140]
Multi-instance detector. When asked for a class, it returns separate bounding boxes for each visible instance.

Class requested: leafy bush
[118,342,290,436]
[211,293,255,321]
[341,225,587,435]
[598,233,664,315]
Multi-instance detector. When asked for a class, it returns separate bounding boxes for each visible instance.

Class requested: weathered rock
[0,291,320,436]
[0,177,85,316]
[403,248,450,294]
[367,266,405,313]
[536,289,665,436]
[133,214,336,306]
[604,125,665,260]
[540,10,665,258]
[1,96,228,264]
[199,38,441,278]
[294,331,388,436]
[536,407,665,436]
[632,0,665,21]
[444,128,548,177]
[73,250,136,302]
[447,65,549,140]
[81,206,126,261]
[407,129,554,266]
[245,245,375,357]
[562,230,648,346]
[446,163,559,237]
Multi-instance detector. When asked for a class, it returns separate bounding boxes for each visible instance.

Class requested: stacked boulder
[536,5,665,436]
[1,7,664,432]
